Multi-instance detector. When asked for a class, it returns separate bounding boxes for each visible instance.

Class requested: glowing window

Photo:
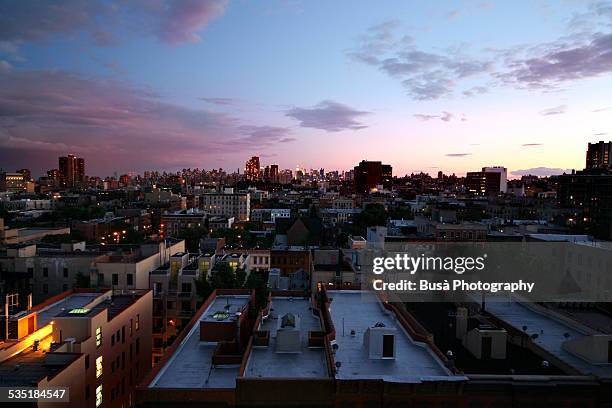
[95,327,102,347]
[95,356,103,378]
[95,385,103,407]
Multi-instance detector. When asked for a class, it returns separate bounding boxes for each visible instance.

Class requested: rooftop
[485,300,612,378]
[327,291,462,383]
[244,297,328,378]
[0,336,80,386]
[149,294,250,389]
[35,292,104,327]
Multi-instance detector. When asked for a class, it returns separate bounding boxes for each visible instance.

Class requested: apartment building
[0,288,152,408]
[200,191,250,221]
[135,288,611,407]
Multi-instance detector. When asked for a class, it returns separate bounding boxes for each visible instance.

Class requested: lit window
[135,314,139,331]
[95,385,103,407]
[96,356,103,378]
[95,327,102,347]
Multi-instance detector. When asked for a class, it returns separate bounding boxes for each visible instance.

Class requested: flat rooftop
[149,295,250,389]
[0,336,80,386]
[485,300,612,378]
[35,292,104,327]
[327,291,462,383]
[244,297,328,378]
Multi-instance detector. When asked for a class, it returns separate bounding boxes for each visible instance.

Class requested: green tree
[244,271,269,311]
[177,226,209,252]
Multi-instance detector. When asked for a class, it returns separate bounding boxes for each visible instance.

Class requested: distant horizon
[1,1,611,179]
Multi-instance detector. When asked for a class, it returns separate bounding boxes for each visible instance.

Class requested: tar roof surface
[327,290,462,383]
[485,300,612,378]
[149,295,250,389]
[36,293,103,326]
[244,297,328,378]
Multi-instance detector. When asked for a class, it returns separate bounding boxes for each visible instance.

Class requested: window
[43,267,48,277]
[27,267,33,274]
[136,338,140,354]
[95,385,103,407]
[85,355,90,369]
[85,385,90,400]
[63,267,68,278]
[135,314,139,331]
[95,356,103,378]
[111,360,115,373]
[43,284,48,294]
[116,329,120,343]
[95,327,102,347]
[98,273,104,285]
[122,326,125,344]
[127,273,133,286]
[62,284,68,291]
[181,282,191,293]
[112,274,118,285]
[111,334,115,346]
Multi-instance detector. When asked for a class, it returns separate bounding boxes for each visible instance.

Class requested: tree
[244,271,269,311]
[210,262,240,289]
[177,226,209,252]
[194,271,213,301]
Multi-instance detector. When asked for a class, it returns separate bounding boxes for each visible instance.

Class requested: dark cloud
[413,114,439,121]
[500,33,612,88]
[511,167,572,177]
[0,70,289,174]
[522,143,543,146]
[157,0,227,44]
[200,97,235,105]
[539,105,567,115]
[445,153,471,157]
[285,100,370,132]
[350,7,612,99]
[0,0,227,46]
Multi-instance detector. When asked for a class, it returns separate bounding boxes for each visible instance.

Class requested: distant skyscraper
[59,154,85,188]
[586,141,612,169]
[353,160,392,193]
[270,164,279,183]
[245,156,260,181]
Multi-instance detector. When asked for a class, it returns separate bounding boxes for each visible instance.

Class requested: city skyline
[1,1,612,176]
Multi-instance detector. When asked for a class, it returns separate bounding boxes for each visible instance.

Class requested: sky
[0,0,611,178]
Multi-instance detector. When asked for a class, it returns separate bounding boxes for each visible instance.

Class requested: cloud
[539,105,567,115]
[445,153,471,157]
[511,167,572,177]
[0,60,11,73]
[413,111,466,122]
[500,32,612,88]
[200,97,235,105]
[285,100,370,132]
[447,10,461,20]
[350,8,612,99]
[593,132,607,136]
[462,85,488,97]
[348,21,492,100]
[592,106,612,112]
[522,143,543,146]
[440,111,454,122]
[0,0,227,46]
[413,114,439,121]
[157,0,228,44]
[0,70,289,174]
